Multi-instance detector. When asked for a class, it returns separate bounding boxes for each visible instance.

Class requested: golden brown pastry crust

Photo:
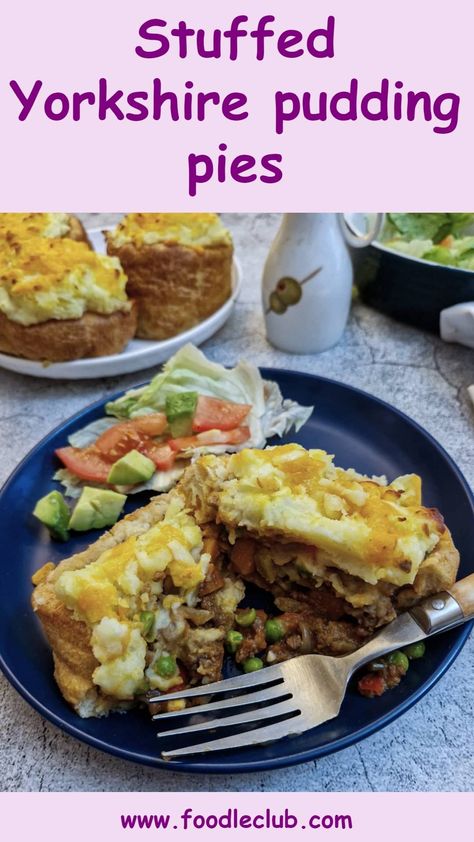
[32,495,172,716]
[106,240,233,339]
[396,529,460,608]
[0,302,137,362]
[67,215,92,247]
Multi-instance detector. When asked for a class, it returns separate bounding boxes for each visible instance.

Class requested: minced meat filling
[149,526,428,710]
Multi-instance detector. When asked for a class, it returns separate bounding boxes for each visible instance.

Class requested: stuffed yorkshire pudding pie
[180,445,460,657]
[32,444,460,718]
[0,213,91,247]
[105,213,233,340]
[0,237,137,362]
[31,492,244,717]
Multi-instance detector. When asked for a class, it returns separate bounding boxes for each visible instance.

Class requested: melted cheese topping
[202,445,444,587]
[0,213,72,241]
[55,498,210,699]
[0,237,130,325]
[107,213,232,249]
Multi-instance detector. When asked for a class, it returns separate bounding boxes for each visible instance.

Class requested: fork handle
[448,572,474,619]
[410,573,474,635]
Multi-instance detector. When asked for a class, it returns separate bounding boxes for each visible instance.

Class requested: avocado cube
[68,487,127,532]
[106,449,155,486]
[33,490,70,542]
[165,391,198,438]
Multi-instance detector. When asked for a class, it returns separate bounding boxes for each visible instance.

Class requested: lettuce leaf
[105,343,312,449]
[106,344,267,418]
[384,238,434,260]
[385,234,474,270]
[387,213,474,244]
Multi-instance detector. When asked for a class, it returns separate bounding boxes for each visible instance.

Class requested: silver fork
[148,574,474,759]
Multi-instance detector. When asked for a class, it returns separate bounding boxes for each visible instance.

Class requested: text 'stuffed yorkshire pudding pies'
[0,236,137,362]
[105,213,233,340]
[0,213,91,247]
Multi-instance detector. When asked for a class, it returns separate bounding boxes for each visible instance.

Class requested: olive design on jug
[267,266,322,315]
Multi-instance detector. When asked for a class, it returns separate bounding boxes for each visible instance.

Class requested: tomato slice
[139,441,176,471]
[55,446,112,484]
[57,411,248,483]
[169,426,250,452]
[192,396,251,433]
[94,414,168,463]
[129,413,168,436]
[168,436,197,452]
[94,425,142,462]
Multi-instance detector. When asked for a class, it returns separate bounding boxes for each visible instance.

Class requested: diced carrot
[358,673,386,697]
[231,538,257,576]
[439,235,454,248]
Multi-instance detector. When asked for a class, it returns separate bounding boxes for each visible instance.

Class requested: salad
[381,213,474,270]
[54,344,313,499]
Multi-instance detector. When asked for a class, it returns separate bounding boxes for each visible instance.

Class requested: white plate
[0,227,242,380]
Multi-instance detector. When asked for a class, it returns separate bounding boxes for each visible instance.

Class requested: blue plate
[0,369,472,774]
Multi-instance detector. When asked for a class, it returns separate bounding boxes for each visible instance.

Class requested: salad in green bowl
[381,213,474,271]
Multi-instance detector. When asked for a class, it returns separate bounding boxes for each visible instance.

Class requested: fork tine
[147,663,284,705]
[152,682,291,721]
[161,716,305,759]
[157,699,298,738]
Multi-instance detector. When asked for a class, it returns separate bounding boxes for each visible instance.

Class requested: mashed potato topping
[107,213,232,249]
[0,213,72,241]
[0,237,130,325]
[55,497,210,699]
[192,445,445,587]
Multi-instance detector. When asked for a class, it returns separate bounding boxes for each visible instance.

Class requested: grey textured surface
[0,213,473,792]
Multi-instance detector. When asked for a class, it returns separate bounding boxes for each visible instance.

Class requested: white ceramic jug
[262,213,384,353]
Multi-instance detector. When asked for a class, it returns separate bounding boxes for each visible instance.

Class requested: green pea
[226,630,244,654]
[265,619,284,643]
[235,607,257,627]
[403,641,426,660]
[154,655,177,678]
[387,651,409,672]
[242,657,264,673]
[140,611,155,642]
